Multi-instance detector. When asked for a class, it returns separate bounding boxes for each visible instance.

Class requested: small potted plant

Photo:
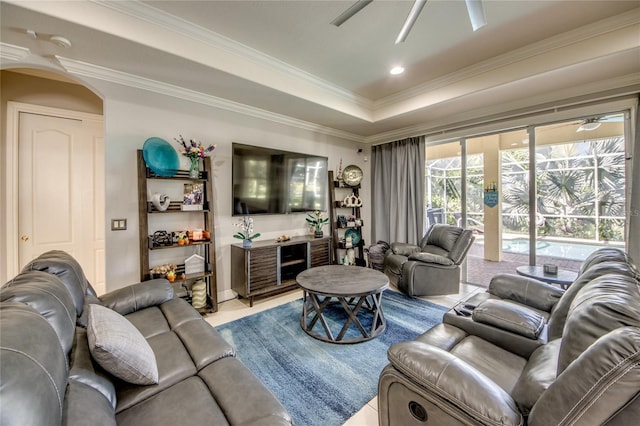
[306,210,329,238]
[233,216,261,248]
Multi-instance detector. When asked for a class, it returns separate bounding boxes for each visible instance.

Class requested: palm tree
[501,137,625,241]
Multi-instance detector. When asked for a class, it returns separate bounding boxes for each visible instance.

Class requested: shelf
[174,271,213,283]
[333,181,360,189]
[281,258,306,267]
[151,269,213,283]
[337,240,365,250]
[146,167,209,181]
[334,201,363,209]
[147,201,210,213]
[149,240,212,250]
[336,221,363,229]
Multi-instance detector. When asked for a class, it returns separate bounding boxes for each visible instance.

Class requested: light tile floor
[205,283,485,426]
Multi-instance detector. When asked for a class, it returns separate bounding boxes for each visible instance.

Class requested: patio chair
[383,224,475,296]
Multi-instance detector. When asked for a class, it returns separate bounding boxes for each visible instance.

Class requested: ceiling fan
[331,0,487,44]
[575,116,624,132]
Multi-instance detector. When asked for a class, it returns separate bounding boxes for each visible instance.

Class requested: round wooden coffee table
[297,265,389,344]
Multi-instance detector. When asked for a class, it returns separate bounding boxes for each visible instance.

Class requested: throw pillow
[87,304,159,385]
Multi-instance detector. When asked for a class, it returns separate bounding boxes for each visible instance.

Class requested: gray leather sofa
[445,248,639,358]
[0,250,292,426]
[379,250,640,425]
[384,224,475,296]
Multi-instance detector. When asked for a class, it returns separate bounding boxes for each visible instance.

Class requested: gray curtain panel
[372,136,425,245]
[628,96,640,263]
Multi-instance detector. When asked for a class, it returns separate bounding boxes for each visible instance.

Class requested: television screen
[232,143,328,216]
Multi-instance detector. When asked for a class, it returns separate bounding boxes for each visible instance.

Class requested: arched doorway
[2,68,106,293]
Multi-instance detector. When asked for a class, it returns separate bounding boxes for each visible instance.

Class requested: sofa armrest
[472,299,545,339]
[387,341,523,425]
[99,279,175,316]
[389,242,421,256]
[407,252,454,266]
[488,274,563,312]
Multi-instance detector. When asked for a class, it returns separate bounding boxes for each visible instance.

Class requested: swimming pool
[502,238,617,261]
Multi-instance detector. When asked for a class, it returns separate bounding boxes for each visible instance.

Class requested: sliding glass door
[425,111,629,288]
[425,140,484,285]
[533,114,626,268]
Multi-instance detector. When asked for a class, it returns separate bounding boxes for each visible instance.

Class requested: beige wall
[2,69,367,302]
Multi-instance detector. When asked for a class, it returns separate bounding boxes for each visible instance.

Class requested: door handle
[21,235,29,242]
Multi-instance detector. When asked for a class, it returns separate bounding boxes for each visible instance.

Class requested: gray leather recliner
[444,247,639,358]
[378,256,640,425]
[383,224,475,296]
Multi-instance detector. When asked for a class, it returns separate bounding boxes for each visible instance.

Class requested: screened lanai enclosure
[425,113,628,287]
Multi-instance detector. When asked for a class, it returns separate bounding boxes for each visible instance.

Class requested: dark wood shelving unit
[137,150,218,313]
[328,170,365,266]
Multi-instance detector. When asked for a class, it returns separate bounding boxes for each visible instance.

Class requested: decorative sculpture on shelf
[151,193,171,211]
[336,159,344,187]
[343,193,363,207]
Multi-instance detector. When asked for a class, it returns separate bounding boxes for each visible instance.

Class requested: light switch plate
[111,219,127,231]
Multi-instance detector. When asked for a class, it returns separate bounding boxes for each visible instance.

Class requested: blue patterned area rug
[216,290,448,426]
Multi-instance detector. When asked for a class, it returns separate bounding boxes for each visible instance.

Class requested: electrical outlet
[111,219,127,231]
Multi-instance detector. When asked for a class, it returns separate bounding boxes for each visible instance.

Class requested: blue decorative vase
[243,239,252,248]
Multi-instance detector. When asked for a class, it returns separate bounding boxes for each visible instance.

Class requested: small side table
[516,265,578,289]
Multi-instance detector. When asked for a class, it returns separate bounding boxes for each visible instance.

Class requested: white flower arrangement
[233,216,261,241]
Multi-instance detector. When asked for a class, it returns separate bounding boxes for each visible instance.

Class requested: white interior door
[18,111,105,293]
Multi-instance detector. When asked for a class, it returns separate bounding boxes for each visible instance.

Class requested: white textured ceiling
[1,1,639,142]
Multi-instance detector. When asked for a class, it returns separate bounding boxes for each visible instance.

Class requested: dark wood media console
[231,235,331,306]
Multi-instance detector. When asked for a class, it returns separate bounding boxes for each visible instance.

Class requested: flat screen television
[232,143,328,216]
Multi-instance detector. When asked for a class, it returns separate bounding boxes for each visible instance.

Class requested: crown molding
[0,42,30,63]
[56,56,365,143]
[373,9,640,110]
[365,72,640,145]
[93,0,373,110]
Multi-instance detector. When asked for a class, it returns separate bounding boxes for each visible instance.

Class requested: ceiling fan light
[465,0,487,32]
[577,122,601,132]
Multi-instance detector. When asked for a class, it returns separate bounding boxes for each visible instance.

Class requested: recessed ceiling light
[390,66,404,75]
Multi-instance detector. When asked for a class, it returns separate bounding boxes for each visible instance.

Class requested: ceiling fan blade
[331,0,374,27]
[395,0,428,44]
[465,0,487,31]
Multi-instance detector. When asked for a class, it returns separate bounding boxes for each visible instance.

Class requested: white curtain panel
[372,136,425,245]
